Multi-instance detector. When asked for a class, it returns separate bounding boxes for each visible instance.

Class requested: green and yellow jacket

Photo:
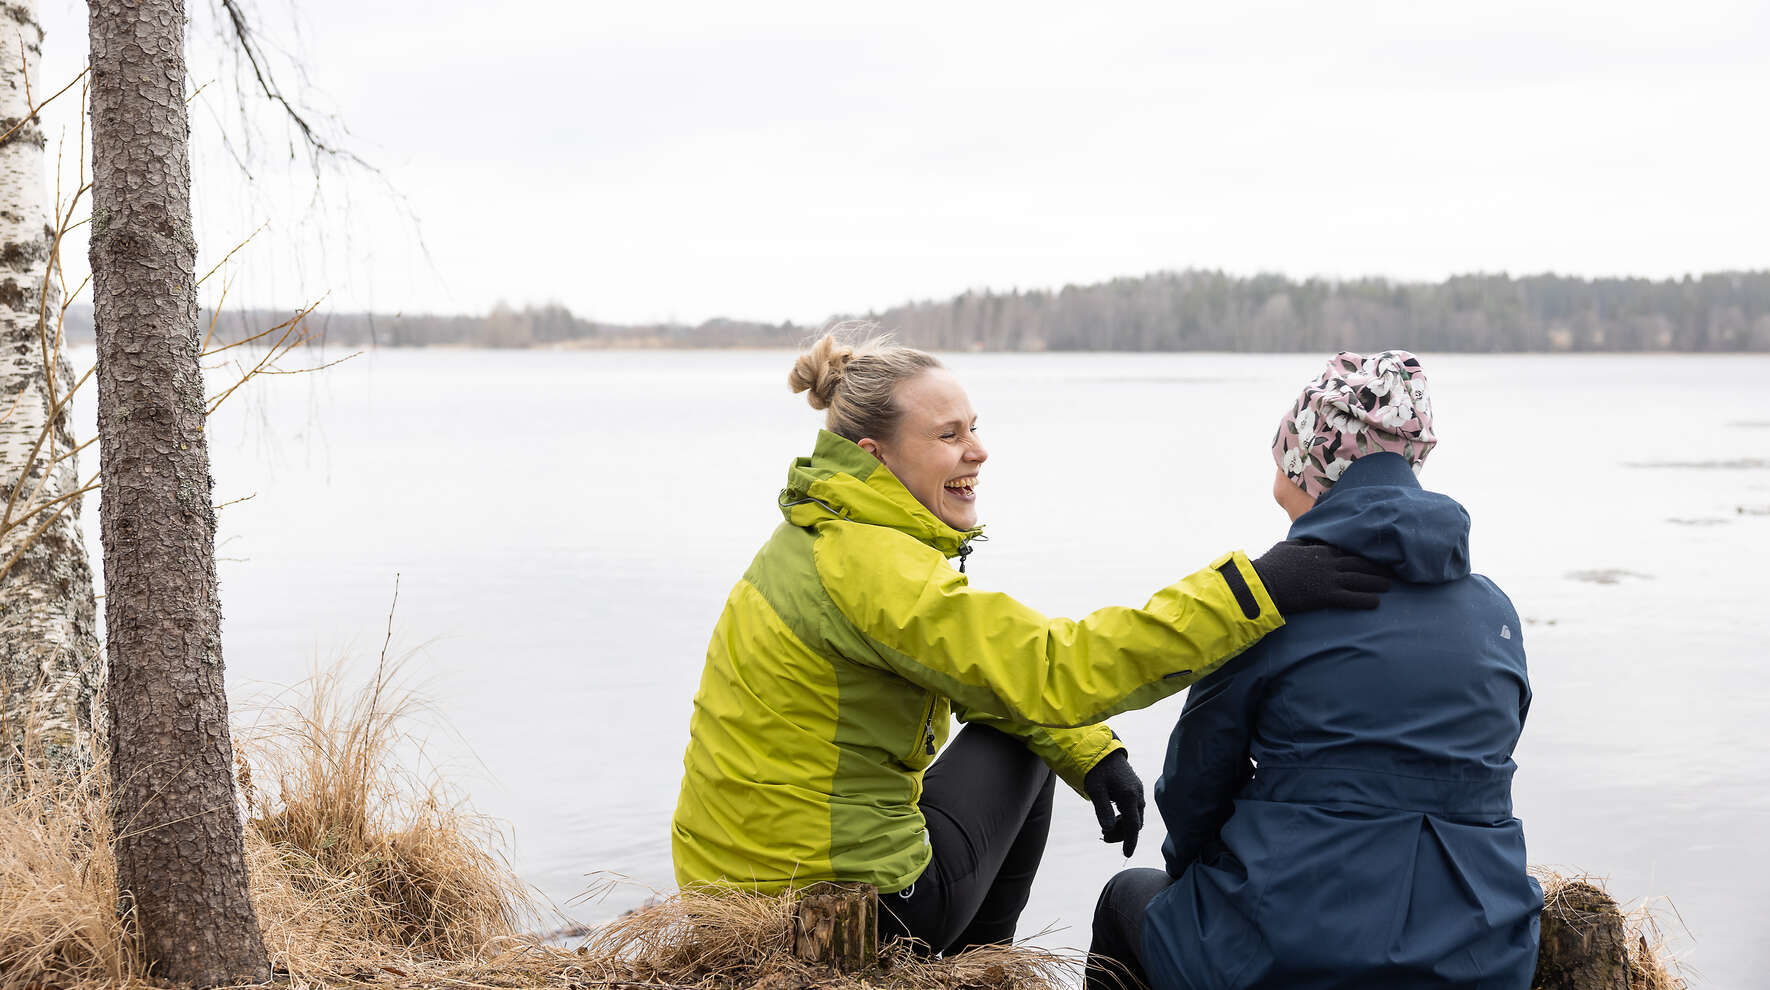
[671,431,1284,894]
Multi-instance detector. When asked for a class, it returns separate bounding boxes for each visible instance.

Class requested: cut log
[1533,880,1631,990]
[793,881,878,973]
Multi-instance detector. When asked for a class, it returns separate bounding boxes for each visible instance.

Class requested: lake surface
[69,348,1770,986]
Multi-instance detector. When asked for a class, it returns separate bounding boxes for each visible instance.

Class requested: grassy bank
[0,662,1073,990]
[1,661,1685,989]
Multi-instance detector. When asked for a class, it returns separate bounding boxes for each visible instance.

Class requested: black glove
[1250,540,1392,614]
[1083,749,1145,857]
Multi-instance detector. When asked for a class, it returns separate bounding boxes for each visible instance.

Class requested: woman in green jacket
[671,329,1388,954]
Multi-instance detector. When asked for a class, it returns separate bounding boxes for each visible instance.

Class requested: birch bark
[0,0,103,772]
[90,0,270,981]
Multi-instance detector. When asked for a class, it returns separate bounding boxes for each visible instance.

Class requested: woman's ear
[857,437,883,463]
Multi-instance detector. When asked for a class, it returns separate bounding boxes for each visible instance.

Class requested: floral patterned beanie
[1272,350,1437,500]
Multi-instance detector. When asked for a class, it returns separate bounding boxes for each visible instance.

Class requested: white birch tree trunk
[0,0,104,772]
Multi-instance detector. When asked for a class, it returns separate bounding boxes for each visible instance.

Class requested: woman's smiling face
[856,368,988,532]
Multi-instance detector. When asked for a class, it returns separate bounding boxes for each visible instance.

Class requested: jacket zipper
[912,693,938,759]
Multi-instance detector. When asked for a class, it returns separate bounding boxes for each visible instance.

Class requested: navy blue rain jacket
[1142,453,1541,990]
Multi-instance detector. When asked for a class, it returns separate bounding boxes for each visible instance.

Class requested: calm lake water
[70,348,1770,986]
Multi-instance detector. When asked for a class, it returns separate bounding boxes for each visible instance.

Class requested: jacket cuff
[1211,550,1284,627]
[1060,732,1126,797]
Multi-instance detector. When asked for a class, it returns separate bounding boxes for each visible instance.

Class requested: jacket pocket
[901,691,940,770]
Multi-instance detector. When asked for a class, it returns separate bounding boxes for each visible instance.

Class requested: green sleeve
[952,704,1124,796]
[812,522,1284,729]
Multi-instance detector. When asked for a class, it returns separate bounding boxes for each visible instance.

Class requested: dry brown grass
[0,761,137,989]
[0,652,542,989]
[571,883,1075,990]
[238,655,532,970]
[1,657,1078,990]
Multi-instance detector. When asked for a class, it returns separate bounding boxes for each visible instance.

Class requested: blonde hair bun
[788,333,855,411]
[787,323,942,441]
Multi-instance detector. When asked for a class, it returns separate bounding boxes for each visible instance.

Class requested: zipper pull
[957,543,972,574]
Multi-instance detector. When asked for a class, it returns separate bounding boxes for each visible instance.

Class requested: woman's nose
[967,439,989,463]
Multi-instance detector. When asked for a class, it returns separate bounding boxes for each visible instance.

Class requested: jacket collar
[1292,452,1472,584]
[1313,451,1421,507]
[779,430,982,558]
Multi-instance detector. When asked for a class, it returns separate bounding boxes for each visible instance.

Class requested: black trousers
[1085,867,1171,990]
[877,723,1056,955]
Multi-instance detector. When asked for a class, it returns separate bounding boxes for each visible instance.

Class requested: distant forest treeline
[58,270,1770,352]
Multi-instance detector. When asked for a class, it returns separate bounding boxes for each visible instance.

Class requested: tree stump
[1534,881,1631,990]
[793,881,878,973]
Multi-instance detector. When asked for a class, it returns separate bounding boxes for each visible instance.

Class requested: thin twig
[213,492,258,511]
[35,108,94,422]
[202,295,323,357]
[203,298,335,416]
[0,475,99,585]
[37,433,98,475]
[367,574,401,729]
[2,363,96,531]
[203,332,305,414]
[0,59,84,148]
[254,350,360,376]
[0,363,97,532]
[0,385,25,426]
[201,271,238,354]
[58,273,92,313]
[197,221,267,288]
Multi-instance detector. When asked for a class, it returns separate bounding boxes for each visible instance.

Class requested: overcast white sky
[33,0,1770,324]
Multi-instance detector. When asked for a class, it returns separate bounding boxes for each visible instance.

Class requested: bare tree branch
[214,0,375,172]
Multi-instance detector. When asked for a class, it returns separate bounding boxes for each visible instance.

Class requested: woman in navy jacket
[1088,351,1541,990]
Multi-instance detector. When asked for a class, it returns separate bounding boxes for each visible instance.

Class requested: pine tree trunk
[89,0,269,982]
[0,0,104,774]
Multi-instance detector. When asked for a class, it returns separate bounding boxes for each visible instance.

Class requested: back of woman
[1094,352,1541,990]
[1145,451,1540,989]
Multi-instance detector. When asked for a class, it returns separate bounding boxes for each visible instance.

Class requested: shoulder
[1466,572,1523,623]
[809,522,967,639]
[811,519,948,583]
[744,521,814,582]
[1183,632,1277,711]
[1465,572,1528,662]
[1240,607,1334,665]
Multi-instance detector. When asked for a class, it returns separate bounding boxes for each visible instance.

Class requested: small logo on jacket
[1500,625,1512,640]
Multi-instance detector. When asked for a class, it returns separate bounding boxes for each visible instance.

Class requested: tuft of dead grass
[238,654,532,971]
[575,883,1076,990]
[0,761,136,990]
[1,651,540,989]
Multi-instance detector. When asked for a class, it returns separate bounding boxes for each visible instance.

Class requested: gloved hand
[1083,749,1145,857]
[1250,540,1391,614]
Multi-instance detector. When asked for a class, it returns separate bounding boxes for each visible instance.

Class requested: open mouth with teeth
[944,475,979,502]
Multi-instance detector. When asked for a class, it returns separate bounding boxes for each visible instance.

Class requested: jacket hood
[779,430,981,557]
[1288,452,1471,584]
